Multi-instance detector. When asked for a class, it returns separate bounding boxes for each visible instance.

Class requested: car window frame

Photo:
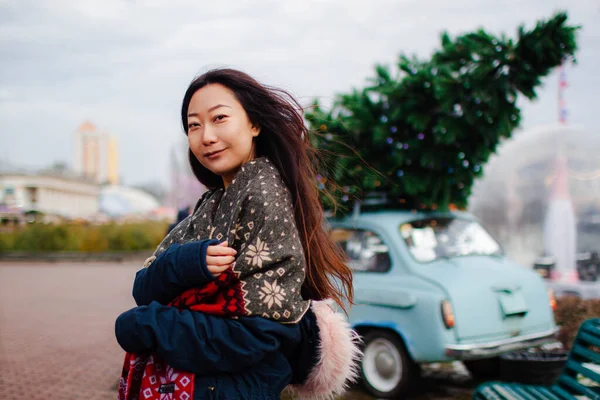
[330,226,393,274]
[398,215,505,264]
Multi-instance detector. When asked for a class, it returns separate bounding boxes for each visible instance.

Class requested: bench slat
[564,359,600,383]
[550,384,580,400]
[581,319,600,335]
[557,374,600,399]
[475,382,565,400]
[571,345,600,365]
[577,331,600,349]
[472,319,600,400]
[492,383,524,399]
[475,383,515,400]
[533,386,563,400]
[510,385,541,400]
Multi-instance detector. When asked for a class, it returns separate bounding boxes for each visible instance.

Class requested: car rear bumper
[444,327,559,360]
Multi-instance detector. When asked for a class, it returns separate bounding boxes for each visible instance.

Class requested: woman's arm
[132,239,219,306]
[115,302,302,375]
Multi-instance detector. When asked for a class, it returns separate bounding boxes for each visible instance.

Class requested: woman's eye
[213,115,227,122]
[188,122,200,129]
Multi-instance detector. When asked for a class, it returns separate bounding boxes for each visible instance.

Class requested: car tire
[360,330,416,399]
[463,357,501,380]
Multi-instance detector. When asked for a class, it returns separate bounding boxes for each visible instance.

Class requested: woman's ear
[251,124,261,137]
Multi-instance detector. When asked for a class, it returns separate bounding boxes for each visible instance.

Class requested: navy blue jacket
[115,240,318,400]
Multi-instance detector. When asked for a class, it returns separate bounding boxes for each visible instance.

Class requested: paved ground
[0,262,476,400]
[0,262,140,400]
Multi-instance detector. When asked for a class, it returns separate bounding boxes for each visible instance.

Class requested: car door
[330,225,419,310]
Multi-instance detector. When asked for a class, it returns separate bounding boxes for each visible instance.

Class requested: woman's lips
[205,149,226,159]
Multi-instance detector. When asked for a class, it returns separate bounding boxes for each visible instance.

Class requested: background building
[167,140,206,210]
[73,121,120,185]
[0,171,99,221]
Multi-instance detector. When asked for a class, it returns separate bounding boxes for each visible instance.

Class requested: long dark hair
[181,68,353,311]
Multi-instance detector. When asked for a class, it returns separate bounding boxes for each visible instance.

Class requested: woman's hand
[206,241,237,277]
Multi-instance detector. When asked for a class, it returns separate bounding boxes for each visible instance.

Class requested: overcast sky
[0,0,598,187]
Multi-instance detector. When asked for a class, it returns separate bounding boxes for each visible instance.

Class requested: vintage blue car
[329,210,558,398]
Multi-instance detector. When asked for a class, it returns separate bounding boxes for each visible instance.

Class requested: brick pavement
[0,262,141,400]
[0,262,476,400]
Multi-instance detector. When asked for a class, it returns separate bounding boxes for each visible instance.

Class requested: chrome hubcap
[375,351,396,377]
[363,337,403,393]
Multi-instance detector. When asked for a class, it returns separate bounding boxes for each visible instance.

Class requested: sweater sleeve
[221,187,310,322]
[115,302,301,375]
[133,239,220,306]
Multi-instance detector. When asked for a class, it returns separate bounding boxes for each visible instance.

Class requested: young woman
[115,68,360,400]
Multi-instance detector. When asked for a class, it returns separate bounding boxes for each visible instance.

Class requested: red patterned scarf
[118,269,242,400]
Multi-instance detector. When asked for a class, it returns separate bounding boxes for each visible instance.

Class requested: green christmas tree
[307,12,578,215]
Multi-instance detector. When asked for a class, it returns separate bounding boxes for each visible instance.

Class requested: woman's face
[187,83,260,187]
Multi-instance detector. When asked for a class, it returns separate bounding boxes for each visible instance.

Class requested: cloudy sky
[0,0,598,188]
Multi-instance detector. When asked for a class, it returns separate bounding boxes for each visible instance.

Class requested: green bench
[473,318,600,400]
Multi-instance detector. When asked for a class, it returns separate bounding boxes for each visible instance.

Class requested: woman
[115,68,360,399]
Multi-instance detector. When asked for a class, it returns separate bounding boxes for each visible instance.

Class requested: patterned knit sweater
[146,157,310,323]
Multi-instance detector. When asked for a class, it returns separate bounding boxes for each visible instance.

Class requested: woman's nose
[202,126,217,145]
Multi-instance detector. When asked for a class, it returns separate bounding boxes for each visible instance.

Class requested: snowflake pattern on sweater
[150,157,310,323]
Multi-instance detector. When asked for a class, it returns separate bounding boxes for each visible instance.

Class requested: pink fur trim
[288,300,363,399]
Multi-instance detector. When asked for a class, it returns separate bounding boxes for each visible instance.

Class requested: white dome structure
[469,123,600,266]
[99,185,161,217]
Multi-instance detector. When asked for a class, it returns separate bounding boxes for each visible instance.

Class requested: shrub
[554,296,600,349]
[1,221,168,253]
[0,233,14,253]
[11,223,73,252]
[79,228,110,252]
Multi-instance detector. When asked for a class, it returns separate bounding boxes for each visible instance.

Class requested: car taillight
[441,300,455,329]
[548,289,557,311]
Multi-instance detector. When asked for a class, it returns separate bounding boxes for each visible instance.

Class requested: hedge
[0,221,169,253]
[555,296,600,350]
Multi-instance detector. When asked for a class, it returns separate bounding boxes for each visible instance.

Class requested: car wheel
[463,358,501,380]
[360,330,415,398]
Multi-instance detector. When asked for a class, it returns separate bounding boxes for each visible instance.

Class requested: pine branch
[308,12,579,216]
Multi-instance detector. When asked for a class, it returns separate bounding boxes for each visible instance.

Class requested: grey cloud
[0,0,598,186]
